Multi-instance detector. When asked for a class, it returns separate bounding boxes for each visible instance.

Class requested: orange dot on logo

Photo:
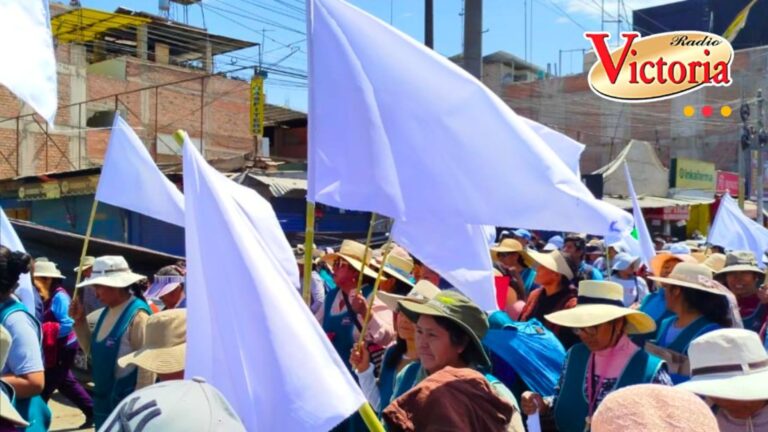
[721,106,733,117]
[683,106,695,117]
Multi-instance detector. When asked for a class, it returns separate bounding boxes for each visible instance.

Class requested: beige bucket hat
[490,239,534,267]
[545,280,656,334]
[321,240,385,280]
[33,259,65,279]
[527,250,573,280]
[677,329,768,401]
[378,280,440,311]
[649,263,728,296]
[118,309,186,374]
[76,256,147,289]
[0,325,30,428]
[73,255,96,273]
[716,251,764,276]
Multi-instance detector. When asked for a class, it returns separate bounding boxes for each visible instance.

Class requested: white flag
[0,0,57,124]
[183,143,365,431]
[624,163,656,267]
[308,0,631,235]
[0,210,35,312]
[522,118,585,177]
[709,194,768,268]
[96,115,185,227]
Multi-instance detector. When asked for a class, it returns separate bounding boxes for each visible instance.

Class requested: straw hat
[592,384,718,432]
[677,329,768,401]
[34,259,65,279]
[118,309,186,374]
[0,326,29,428]
[371,253,414,286]
[378,280,440,311]
[691,252,708,263]
[320,240,384,280]
[648,263,725,296]
[545,280,656,334]
[76,256,147,289]
[527,250,573,280]
[716,251,764,276]
[399,291,491,367]
[702,253,726,272]
[490,239,534,266]
[650,253,697,277]
[73,256,96,272]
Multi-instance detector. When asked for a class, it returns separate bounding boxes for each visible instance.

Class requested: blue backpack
[483,311,566,396]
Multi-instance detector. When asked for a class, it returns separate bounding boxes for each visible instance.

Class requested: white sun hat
[76,256,146,289]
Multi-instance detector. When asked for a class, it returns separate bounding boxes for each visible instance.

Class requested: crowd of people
[0,226,767,431]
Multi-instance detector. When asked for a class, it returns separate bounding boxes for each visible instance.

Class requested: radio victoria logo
[585,31,734,103]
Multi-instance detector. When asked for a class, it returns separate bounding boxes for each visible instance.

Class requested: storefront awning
[603,195,714,210]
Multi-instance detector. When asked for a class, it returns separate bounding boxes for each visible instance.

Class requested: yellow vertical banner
[250,75,265,136]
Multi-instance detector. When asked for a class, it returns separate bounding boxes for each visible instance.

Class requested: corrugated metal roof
[603,195,714,209]
[247,174,306,197]
[51,8,151,44]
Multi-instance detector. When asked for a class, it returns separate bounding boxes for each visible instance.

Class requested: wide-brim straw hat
[399,291,491,367]
[0,388,28,428]
[320,240,385,280]
[545,281,656,334]
[490,239,534,266]
[649,263,726,297]
[76,256,147,289]
[34,259,65,279]
[677,329,768,401]
[371,253,414,287]
[650,253,697,277]
[702,253,726,272]
[716,251,764,277]
[527,250,573,280]
[378,280,440,311]
[118,309,186,374]
[592,384,718,432]
[73,255,96,272]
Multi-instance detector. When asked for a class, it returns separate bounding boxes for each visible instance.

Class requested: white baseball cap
[99,377,245,432]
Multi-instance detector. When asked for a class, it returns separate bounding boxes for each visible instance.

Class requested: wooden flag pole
[72,198,99,300]
[355,239,392,350]
[355,213,378,293]
[358,402,385,432]
[302,201,316,306]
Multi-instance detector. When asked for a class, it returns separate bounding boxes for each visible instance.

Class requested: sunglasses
[497,252,517,258]
[572,325,600,337]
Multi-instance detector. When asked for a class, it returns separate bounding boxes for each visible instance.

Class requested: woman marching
[645,263,732,384]
[69,256,153,429]
[521,281,671,432]
[0,248,50,431]
[33,259,94,427]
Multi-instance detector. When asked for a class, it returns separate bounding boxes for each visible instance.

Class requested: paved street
[49,392,93,432]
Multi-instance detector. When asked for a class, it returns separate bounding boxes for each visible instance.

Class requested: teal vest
[91,297,151,429]
[656,316,719,354]
[554,343,663,432]
[377,347,400,414]
[391,361,423,403]
[0,299,52,432]
[322,285,374,372]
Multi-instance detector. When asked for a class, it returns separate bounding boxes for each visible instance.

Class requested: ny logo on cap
[102,397,162,432]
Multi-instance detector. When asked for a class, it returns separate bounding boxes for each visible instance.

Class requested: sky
[86,0,678,111]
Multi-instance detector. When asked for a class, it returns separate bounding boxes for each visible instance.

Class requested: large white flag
[308,0,631,235]
[709,194,768,268]
[0,210,35,312]
[97,115,185,227]
[624,163,656,267]
[0,0,57,124]
[522,118,585,176]
[183,143,365,431]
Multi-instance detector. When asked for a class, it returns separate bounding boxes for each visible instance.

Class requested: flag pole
[72,198,99,300]
[302,201,316,306]
[355,212,378,293]
[356,239,392,349]
[358,402,385,432]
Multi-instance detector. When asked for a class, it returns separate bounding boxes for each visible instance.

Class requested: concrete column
[155,43,170,65]
[463,0,483,79]
[136,25,148,61]
[203,40,213,73]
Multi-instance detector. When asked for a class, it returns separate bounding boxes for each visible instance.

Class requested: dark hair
[384,337,407,370]
[0,246,31,297]
[432,316,486,366]
[564,236,586,252]
[680,286,732,328]
[560,255,579,291]
[129,282,148,304]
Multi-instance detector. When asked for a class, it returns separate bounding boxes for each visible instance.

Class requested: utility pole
[463,0,483,79]
[758,89,767,225]
[425,0,434,49]
[740,97,751,210]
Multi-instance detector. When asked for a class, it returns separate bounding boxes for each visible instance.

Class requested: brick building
[0,4,307,180]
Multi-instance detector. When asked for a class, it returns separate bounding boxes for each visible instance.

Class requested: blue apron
[377,347,400,414]
[91,297,151,429]
[634,289,674,345]
[651,316,720,384]
[553,343,663,432]
[323,286,373,432]
[0,299,52,432]
[743,303,766,333]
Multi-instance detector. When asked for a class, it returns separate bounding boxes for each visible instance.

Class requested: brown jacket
[383,367,516,432]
